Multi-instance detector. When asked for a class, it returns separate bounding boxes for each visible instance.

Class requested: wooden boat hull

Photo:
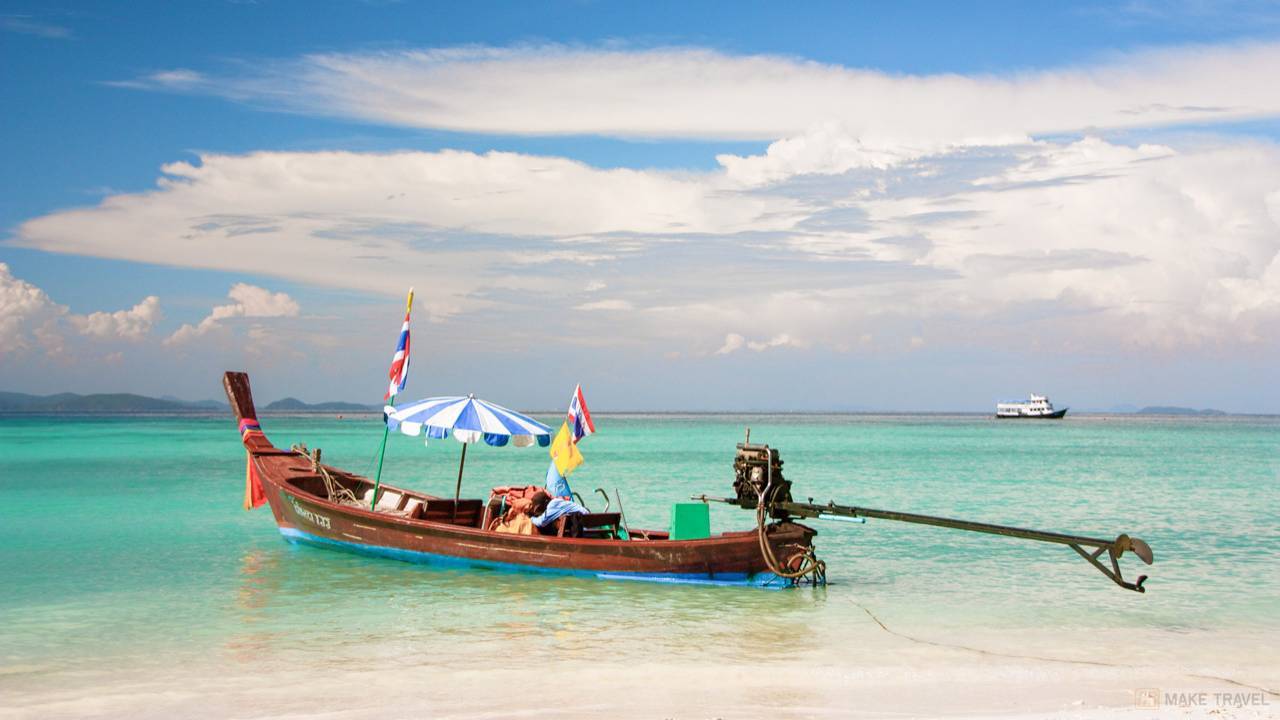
[226,372,816,587]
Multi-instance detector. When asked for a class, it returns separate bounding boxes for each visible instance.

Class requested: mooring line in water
[851,601,1278,697]
[1183,673,1279,698]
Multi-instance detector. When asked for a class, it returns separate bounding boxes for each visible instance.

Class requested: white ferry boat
[996,394,1068,419]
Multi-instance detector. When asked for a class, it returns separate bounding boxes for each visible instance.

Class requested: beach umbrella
[383,394,553,507]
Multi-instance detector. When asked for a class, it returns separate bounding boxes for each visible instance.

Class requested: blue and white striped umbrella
[385,394,552,447]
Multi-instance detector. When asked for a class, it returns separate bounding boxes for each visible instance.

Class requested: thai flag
[566,384,594,443]
[385,290,413,399]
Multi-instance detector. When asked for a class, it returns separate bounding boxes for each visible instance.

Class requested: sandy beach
[3,600,1275,719]
[4,648,1274,719]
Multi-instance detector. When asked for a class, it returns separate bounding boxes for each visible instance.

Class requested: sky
[2,1,1280,412]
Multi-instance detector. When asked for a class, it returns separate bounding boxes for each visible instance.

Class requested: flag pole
[372,288,413,510]
[371,409,393,509]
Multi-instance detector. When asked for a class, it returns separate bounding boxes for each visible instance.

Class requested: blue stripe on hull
[278,527,788,588]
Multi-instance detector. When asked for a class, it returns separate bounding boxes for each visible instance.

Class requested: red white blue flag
[566,384,594,443]
[385,289,413,400]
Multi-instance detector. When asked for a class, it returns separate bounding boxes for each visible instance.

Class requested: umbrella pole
[452,442,468,522]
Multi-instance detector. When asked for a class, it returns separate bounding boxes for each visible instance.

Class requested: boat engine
[732,442,793,519]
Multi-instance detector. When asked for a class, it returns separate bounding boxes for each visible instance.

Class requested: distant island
[0,391,224,413]
[1136,406,1227,416]
[263,397,378,412]
[0,391,378,413]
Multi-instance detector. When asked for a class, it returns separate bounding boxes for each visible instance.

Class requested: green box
[669,502,711,540]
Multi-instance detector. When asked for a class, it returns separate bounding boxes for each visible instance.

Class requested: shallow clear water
[1,413,1277,717]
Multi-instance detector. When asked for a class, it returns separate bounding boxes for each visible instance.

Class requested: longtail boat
[224,371,818,587]
[226,371,1154,592]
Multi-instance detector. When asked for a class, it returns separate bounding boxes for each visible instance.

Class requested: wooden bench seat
[422,498,484,527]
[553,512,623,538]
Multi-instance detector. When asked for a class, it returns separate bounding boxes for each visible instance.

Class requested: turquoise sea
[1,413,1277,718]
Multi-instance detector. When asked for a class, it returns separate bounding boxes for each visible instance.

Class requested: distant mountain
[187,399,230,409]
[263,397,377,412]
[1137,406,1227,416]
[0,390,375,413]
[0,391,220,413]
[161,395,228,410]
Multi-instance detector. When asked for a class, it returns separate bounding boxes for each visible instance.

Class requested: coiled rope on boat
[291,444,362,507]
[755,499,826,583]
[753,462,825,584]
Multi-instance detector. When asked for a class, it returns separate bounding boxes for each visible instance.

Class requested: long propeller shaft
[695,494,1154,592]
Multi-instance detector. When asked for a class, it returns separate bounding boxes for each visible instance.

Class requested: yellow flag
[549,421,583,476]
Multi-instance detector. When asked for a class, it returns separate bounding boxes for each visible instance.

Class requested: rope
[320,463,361,507]
[753,469,825,582]
[756,501,825,581]
[291,443,362,507]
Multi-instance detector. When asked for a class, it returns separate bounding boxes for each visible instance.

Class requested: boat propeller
[1117,534,1155,565]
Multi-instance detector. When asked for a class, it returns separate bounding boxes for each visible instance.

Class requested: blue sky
[3,1,1280,411]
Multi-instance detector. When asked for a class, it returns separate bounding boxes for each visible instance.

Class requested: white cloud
[118,42,1280,142]
[225,283,299,317]
[147,69,204,88]
[0,263,65,357]
[13,149,798,317]
[12,134,1280,354]
[895,138,1280,347]
[0,15,72,39]
[659,133,1279,353]
[715,332,805,355]
[973,136,1175,185]
[715,333,745,355]
[166,283,299,345]
[1,263,163,358]
[12,55,1280,358]
[70,296,161,340]
[718,122,1029,185]
[574,299,633,311]
[748,334,804,352]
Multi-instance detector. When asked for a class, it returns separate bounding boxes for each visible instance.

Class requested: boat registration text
[291,499,332,530]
